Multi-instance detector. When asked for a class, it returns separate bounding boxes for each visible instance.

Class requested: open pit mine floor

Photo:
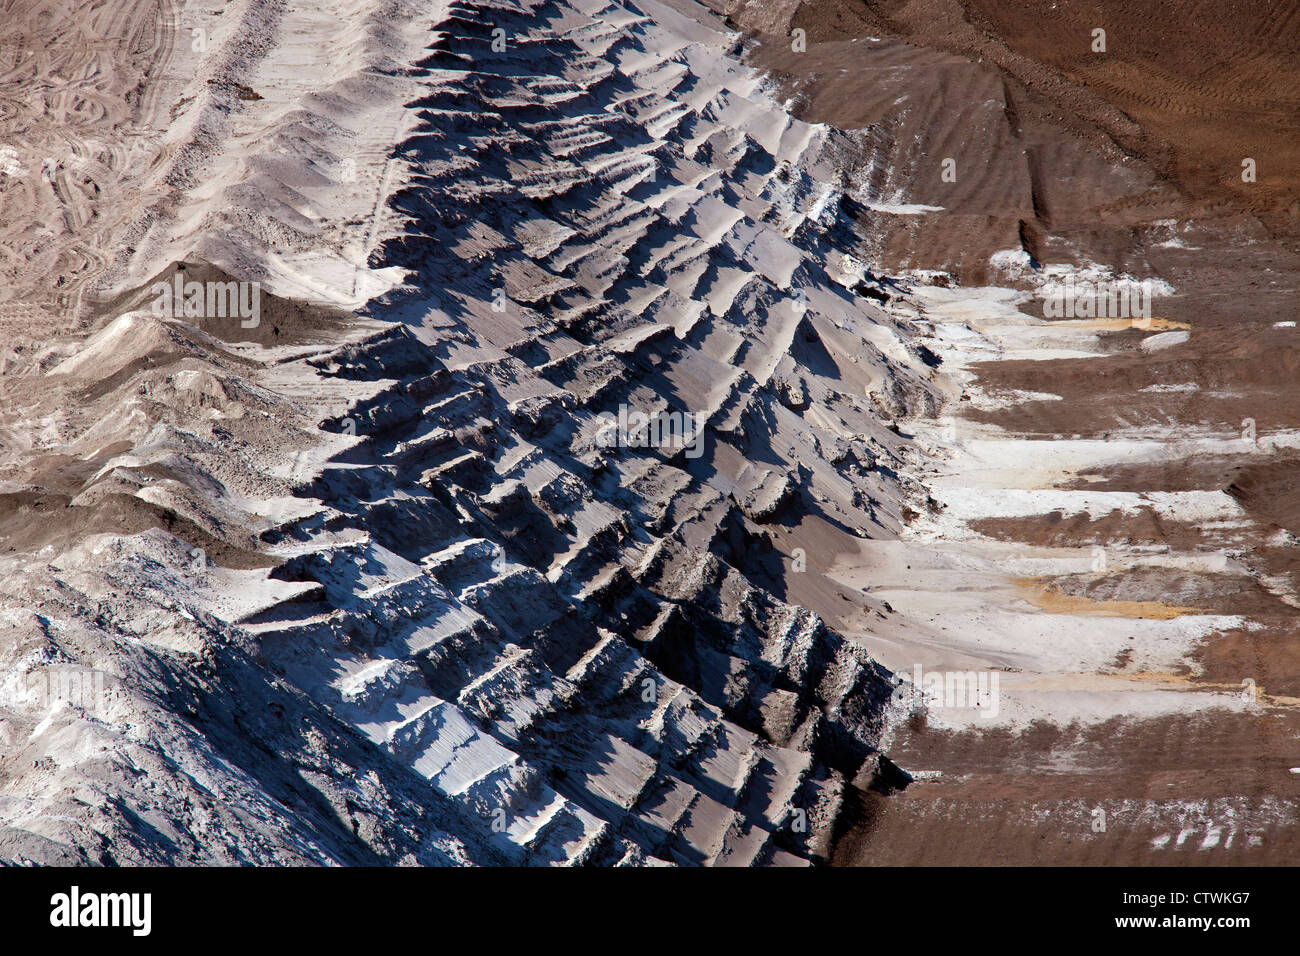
[730,0,1300,864]
[0,0,1296,870]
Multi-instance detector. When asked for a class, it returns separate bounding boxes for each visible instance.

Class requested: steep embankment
[0,0,943,865]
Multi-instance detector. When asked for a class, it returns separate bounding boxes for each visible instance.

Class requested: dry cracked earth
[0,0,1295,867]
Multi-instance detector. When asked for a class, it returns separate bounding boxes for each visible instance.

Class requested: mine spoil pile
[0,0,942,865]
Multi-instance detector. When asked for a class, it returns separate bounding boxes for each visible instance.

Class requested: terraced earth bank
[0,0,944,866]
[1,0,1295,868]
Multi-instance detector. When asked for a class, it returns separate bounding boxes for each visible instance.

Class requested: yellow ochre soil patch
[1014,578,1202,619]
[1012,671,1300,708]
[1047,316,1190,331]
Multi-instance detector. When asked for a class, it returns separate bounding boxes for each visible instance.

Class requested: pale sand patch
[829,272,1282,734]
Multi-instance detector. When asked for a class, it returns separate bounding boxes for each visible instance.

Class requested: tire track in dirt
[0,0,179,330]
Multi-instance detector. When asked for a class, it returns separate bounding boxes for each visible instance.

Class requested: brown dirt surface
[720,0,1300,866]
[784,0,1300,246]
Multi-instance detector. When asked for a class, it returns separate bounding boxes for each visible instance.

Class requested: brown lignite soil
[762,0,1300,248]
[698,0,1300,863]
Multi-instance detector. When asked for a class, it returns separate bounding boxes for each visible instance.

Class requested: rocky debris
[734,467,797,523]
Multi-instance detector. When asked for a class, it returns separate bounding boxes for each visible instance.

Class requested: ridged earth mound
[0,0,941,865]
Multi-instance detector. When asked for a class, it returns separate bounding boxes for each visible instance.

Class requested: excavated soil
[0,0,1295,869]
